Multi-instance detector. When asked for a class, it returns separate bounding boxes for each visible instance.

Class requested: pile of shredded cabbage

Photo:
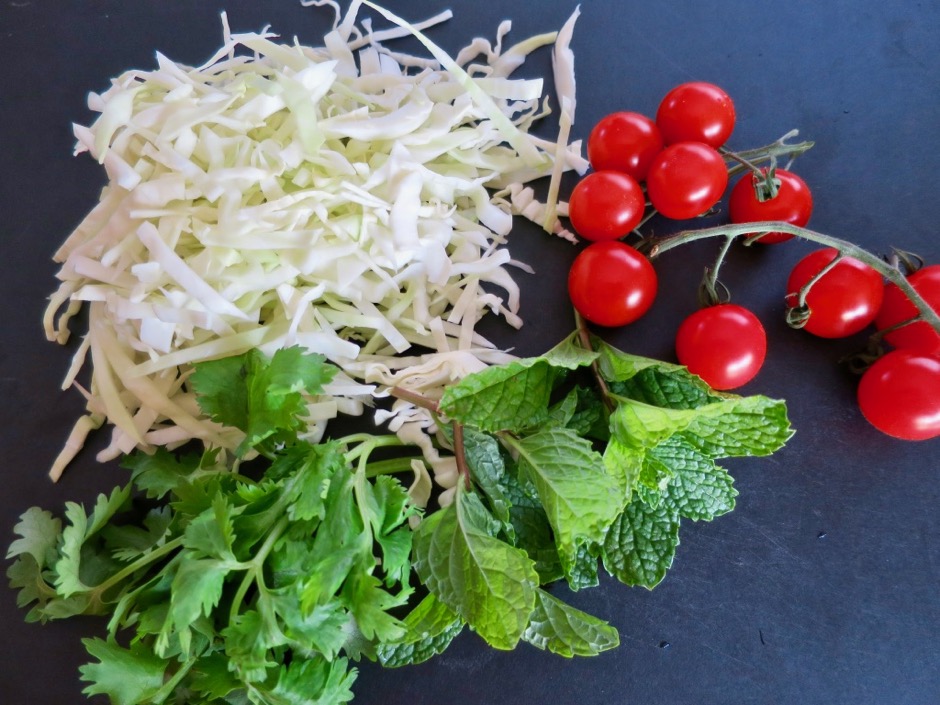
[44,0,585,481]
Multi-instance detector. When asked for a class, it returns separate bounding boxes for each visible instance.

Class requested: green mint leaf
[567,541,601,591]
[268,655,356,705]
[462,428,512,529]
[522,588,619,657]
[439,358,555,432]
[376,593,465,668]
[595,338,719,409]
[602,500,680,590]
[439,333,597,433]
[655,437,738,521]
[566,386,610,440]
[500,471,564,584]
[413,488,538,650]
[679,395,794,457]
[508,427,624,584]
[602,437,643,501]
[79,638,167,705]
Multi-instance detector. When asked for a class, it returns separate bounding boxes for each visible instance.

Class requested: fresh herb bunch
[7,335,792,705]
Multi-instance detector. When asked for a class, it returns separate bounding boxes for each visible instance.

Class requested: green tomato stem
[650,222,940,336]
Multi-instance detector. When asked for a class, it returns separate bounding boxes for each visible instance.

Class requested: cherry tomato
[875,264,940,355]
[675,304,766,390]
[785,248,884,338]
[568,171,646,241]
[857,350,940,441]
[568,241,657,327]
[728,168,813,244]
[646,142,728,220]
[587,111,664,181]
[655,81,736,148]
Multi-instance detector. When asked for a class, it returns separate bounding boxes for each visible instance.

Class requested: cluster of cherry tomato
[566,81,940,441]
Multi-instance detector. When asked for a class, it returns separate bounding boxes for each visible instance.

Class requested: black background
[2,1,938,704]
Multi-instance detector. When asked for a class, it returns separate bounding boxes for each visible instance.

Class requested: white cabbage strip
[44,1,584,480]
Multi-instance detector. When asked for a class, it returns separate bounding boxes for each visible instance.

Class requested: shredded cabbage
[45,1,584,480]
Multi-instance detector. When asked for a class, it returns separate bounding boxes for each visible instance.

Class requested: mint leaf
[79,638,167,705]
[439,333,596,433]
[507,427,624,583]
[602,500,680,589]
[376,593,465,668]
[413,488,538,650]
[655,437,737,521]
[680,395,794,457]
[462,428,512,528]
[439,359,555,432]
[501,472,564,584]
[522,588,619,657]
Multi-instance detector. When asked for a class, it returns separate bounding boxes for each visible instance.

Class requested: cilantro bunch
[7,335,792,705]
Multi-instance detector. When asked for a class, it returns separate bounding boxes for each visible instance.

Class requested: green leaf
[439,359,555,432]
[595,339,718,409]
[522,588,619,657]
[183,493,236,560]
[187,652,243,701]
[222,609,279,684]
[7,507,62,565]
[79,638,167,705]
[680,395,794,457]
[602,437,643,501]
[413,488,538,650]
[122,448,201,500]
[167,558,231,653]
[602,500,680,590]
[55,485,133,597]
[190,346,337,455]
[341,568,409,643]
[655,437,738,521]
[268,655,356,705]
[566,542,600,591]
[507,427,624,582]
[274,592,350,660]
[376,593,465,668]
[501,472,564,584]
[462,428,512,528]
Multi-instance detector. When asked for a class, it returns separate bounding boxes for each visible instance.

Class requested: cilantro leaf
[268,655,357,705]
[190,346,337,455]
[79,638,167,705]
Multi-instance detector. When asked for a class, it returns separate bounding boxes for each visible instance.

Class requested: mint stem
[574,309,615,412]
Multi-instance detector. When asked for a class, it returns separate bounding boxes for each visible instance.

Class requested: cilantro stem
[93,535,186,597]
[650,222,940,337]
[228,514,290,623]
[364,456,422,477]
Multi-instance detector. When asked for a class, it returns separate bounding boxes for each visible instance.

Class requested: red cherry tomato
[785,248,884,338]
[875,264,940,355]
[568,241,657,327]
[568,171,646,241]
[656,81,736,148]
[728,168,813,244]
[646,142,728,220]
[587,111,664,181]
[675,304,767,390]
[857,349,940,441]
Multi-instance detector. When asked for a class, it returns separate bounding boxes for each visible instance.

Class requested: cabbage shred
[44,1,584,480]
